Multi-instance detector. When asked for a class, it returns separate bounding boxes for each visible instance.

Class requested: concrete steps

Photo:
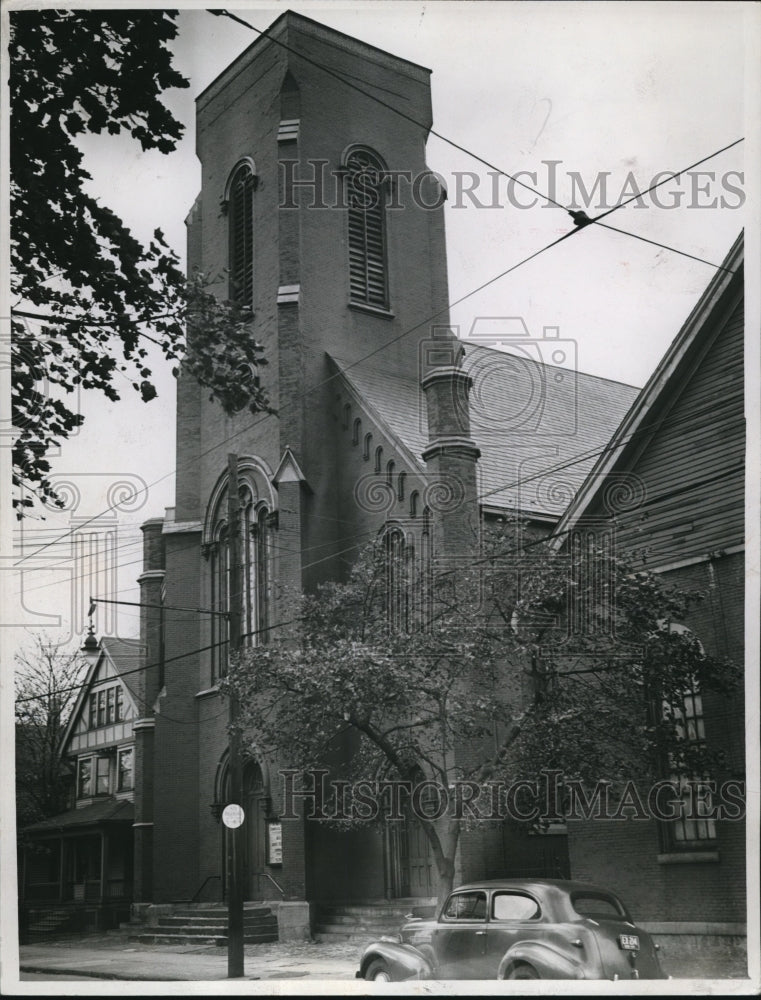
[313,900,435,943]
[128,904,278,947]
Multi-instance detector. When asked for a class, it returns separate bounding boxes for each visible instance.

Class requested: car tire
[506,963,539,980]
[365,959,394,982]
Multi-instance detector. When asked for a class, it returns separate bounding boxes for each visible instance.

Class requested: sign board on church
[267,820,283,865]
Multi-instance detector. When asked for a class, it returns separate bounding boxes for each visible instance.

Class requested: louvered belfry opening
[346,148,389,309]
[229,164,255,310]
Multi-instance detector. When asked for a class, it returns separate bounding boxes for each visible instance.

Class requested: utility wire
[207,8,567,211]
[14,133,743,568]
[15,389,741,600]
[208,8,742,271]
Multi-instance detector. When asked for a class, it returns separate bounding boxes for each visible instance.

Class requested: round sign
[222,804,245,829]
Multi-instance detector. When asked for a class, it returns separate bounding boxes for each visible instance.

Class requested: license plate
[619,934,640,951]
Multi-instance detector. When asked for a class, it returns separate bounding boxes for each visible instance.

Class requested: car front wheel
[506,963,539,980]
[365,959,393,982]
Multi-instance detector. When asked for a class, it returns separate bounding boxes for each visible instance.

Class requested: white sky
[5,0,759,648]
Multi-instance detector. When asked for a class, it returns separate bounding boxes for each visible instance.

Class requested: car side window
[492,892,540,921]
[571,893,627,920]
[443,891,487,921]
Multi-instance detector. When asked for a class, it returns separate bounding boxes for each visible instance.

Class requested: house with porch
[19,635,140,940]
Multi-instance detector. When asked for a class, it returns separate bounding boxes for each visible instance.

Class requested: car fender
[358,940,436,981]
[498,939,587,980]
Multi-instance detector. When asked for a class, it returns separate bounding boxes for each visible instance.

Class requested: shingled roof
[23,798,134,834]
[332,345,639,518]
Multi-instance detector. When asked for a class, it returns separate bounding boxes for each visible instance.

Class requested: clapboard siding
[608,294,744,565]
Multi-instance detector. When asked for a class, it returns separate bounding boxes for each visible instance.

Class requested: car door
[431,890,489,979]
[483,890,543,977]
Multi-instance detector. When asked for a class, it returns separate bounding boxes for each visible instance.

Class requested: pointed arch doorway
[220,758,268,901]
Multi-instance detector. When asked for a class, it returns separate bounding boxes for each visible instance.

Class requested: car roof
[450,878,622,897]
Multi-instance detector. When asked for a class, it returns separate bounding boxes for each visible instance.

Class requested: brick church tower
[138,11,479,924]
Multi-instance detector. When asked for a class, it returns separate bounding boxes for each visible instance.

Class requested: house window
[228,162,255,310]
[363,433,372,461]
[95,756,110,796]
[345,147,389,309]
[375,446,383,473]
[78,758,93,798]
[397,471,406,502]
[88,685,125,729]
[118,748,134,792]
[353,418,362,446]
[663,684,717,848]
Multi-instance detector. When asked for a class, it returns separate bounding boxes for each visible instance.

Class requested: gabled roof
[60,637,143,756]
[554,232,744,542]
[23,798,134,834]
[331,346,638,519]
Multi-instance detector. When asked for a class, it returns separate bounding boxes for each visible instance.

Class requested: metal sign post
[226,454,244,978]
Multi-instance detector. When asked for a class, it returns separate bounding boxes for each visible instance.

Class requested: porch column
[59,838,67,903]
[100,830,109,903]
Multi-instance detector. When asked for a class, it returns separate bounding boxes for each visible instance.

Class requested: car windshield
[571,892,628,920]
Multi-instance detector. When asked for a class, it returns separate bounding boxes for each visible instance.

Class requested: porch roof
[23,798,134,834]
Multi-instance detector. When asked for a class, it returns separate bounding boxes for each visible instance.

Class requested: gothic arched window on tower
[227,160,256,311]
[345,147,389,310]
[241,486,271,646]
[210,523,230,680]
[207,467,273,681]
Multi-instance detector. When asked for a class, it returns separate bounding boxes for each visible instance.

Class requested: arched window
[375,446,383,474]
[345,147,389,309]
[363,433,373,461]
[343,403,351,429]
[420,507,433,629]
[210,522,229,680]
[386,460,395,485]
[398,471,406,502]
[227,161,255,310]
[409,490,419,517]
[384,527,408,632]
[241,485,270,645]
[207,466,273,680]
[353,418,362,446]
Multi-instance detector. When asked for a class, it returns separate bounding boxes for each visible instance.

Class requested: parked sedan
[357,878,664,981]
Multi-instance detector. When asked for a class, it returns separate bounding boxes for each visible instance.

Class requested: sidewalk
[18,933,361,982]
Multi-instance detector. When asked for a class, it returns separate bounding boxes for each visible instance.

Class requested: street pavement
[11,930,750,987]
[15,933,361,983]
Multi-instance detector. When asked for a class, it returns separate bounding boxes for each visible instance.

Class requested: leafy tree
[10,9,272,516]
[15,634,88,829]
[224,519,739,901]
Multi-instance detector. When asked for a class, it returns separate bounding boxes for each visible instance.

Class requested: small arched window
[345,147,389,309]
[386,460,395,485]
[343,403,351,429]
[375,446,383,474]
[384,527,408,632]
[409,490,419,517]
[227,161,255,310]
[398,471,406,502]
[363,433,373,461]
[353,418,362,446]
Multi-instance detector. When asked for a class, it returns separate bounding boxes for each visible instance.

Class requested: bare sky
[6,1,758,644]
